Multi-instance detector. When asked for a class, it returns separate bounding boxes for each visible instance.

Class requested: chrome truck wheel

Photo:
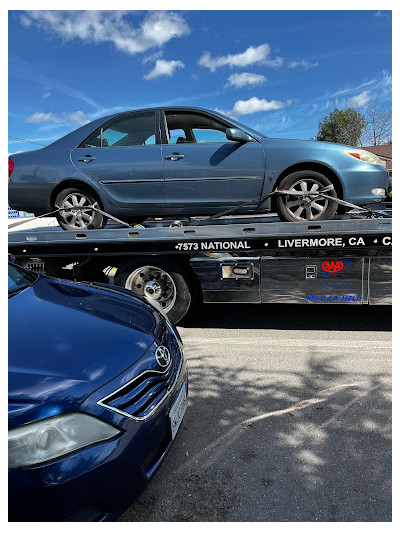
[125,266,177,313]
[114,258,193,324]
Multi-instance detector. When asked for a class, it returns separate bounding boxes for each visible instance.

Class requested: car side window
[192,128,230,143]
[80,129,102,148]
[165,112,235,144]
[80,112,156,148]
[168,129,187,144]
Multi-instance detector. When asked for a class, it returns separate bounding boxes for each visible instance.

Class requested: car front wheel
[276,171,338,222]
[55,187,105,230]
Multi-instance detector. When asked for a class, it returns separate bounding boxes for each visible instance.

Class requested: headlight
[8,413,121,469]
[343,148,384,166]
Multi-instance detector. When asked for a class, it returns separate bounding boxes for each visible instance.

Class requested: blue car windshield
[8,264,37,295]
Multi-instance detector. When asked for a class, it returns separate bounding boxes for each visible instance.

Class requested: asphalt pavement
[119,302,391,522]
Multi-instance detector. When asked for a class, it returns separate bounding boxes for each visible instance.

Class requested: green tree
[316,107,366,146]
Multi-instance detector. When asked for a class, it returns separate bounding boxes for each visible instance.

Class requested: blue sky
[8,10,392,154]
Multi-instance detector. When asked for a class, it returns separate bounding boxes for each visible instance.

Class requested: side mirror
[226,128,253,143]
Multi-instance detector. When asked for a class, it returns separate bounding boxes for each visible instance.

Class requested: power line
[8,136,47,147]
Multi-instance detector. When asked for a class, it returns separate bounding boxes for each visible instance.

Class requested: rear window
[80,112,156,148]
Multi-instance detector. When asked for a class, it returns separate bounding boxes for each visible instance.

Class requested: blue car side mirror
[225,128,253,143]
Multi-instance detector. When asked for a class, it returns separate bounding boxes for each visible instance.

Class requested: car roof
[102,106,227,121]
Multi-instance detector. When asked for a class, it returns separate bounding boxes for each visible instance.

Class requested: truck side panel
[261,256,364,304]
[191,255,391,305]
[368,258,392,305]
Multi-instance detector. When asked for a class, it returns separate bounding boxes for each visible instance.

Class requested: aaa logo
[321,260,344,273]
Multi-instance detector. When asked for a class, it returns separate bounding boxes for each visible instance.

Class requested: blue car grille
[97,341,183,420]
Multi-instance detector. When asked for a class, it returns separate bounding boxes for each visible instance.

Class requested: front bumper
[339,164,389,205]
[8,360,188,522]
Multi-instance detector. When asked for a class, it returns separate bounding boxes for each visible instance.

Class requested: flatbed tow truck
[8,197,392,323]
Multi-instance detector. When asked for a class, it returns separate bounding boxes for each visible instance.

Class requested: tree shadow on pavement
[119,346,391,522]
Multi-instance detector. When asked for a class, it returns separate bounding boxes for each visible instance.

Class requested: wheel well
[270,163,344,212]
[49,179,103,210]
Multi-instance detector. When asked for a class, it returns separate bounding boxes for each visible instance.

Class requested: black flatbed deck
[8,216,392,258]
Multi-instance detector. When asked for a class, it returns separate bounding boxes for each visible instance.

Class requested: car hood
[260,136,354,152]
[8,277,164,428]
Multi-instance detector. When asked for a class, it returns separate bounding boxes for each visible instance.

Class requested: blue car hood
[260,136,353,152]
[8,277,163,428]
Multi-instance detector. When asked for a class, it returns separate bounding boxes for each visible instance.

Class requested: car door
[70,111,164,212]
[161,110,266,212]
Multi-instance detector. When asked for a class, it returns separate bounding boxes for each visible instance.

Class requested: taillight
[8,157,15,180]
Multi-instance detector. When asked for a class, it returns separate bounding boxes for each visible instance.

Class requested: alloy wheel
[283,179,330,221]
[59,193,96,229]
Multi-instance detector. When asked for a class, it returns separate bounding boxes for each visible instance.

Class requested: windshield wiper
[8,285,30,298]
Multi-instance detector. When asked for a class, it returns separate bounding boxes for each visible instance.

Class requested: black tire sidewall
[55,187,104,230]
[276,171,338,222]
[114,258,192,324]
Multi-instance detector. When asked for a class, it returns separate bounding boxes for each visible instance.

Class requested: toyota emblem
[155,346,171,368]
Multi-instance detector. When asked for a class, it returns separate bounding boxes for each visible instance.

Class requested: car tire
[276,170,338,222]
[114,257,192,324]
[55,187,105,231]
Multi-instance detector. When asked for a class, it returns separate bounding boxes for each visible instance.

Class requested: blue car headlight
[343,148,385,167]
[8,413,121,469]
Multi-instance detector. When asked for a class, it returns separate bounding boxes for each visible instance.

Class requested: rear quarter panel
[9,148,86,212]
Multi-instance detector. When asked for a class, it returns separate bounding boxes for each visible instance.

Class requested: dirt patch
[119,468,239,522]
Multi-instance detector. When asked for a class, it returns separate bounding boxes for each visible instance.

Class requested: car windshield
[8,264,37,296]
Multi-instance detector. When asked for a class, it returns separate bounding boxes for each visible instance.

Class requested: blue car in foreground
[8,107,388,229]
[8,262,187,521]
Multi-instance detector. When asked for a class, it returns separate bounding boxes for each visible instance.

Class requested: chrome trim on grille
[96,347,183,421]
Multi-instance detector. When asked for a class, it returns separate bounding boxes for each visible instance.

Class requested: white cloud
[318,73,391,109]
[348,91,372,108]
[213,107,230,116]
[67,111,89,125]
[226,72,267,88]
[144,59,184,80]
[26,111,88,125]
[231,97,291,116]
[288,60,319,69]
[20,11,190,55]
[43,91,51,98]
[143,50,164,64]
[199,44,282,72]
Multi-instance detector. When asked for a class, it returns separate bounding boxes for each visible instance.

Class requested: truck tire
[114,257,192,324]
[55,187,105,230]
[276,170,338,222]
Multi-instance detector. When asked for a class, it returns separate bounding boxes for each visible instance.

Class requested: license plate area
[169,384,187,440]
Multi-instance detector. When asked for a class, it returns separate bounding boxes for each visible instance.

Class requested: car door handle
[78,156,96,163]
[165,153,184,161]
